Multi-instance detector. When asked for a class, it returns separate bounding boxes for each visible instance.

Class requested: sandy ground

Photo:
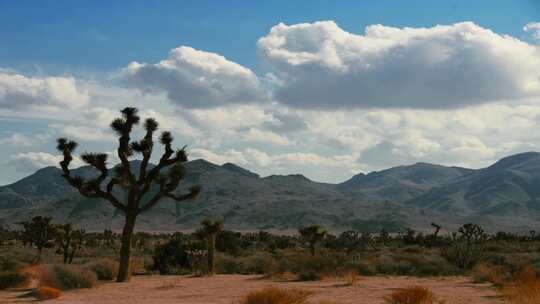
[0,274,506,304]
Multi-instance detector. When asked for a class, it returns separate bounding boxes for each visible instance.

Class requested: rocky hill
[1,152,540,233]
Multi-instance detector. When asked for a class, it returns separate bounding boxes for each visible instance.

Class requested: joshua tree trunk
[207,233,215,275]
[117,212,136,282]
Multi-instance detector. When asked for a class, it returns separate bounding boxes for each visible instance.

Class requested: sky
[1,0,540,185]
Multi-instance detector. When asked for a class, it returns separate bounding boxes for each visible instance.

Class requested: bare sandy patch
[0,274,506,304]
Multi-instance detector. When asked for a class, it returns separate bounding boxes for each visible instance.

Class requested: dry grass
[40,264,97,290]
[237,286,313,304]
[343,271,360,286]
[503,265,540,304]
[385,286,435,304]
[472,262,505,286]
[272,271,298,281]
[35,286,62,300]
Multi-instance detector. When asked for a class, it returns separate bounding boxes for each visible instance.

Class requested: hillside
[1,152,540,232]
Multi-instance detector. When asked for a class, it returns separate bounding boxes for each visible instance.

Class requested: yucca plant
[56,107,201,282]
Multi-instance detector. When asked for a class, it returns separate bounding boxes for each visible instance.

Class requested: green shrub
[0,256,26,272]
[41,264,97,290]
[84,258,118,281]
[297,270,321,281]
[0,271,31,290]
[216,254,243,274]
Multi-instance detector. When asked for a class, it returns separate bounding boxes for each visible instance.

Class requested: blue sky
[0,1,540,185]
[1,1,538,73]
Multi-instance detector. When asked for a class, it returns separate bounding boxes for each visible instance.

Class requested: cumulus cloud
[8,152,84,173]
[241,128,291,146]
[122,46,267,108]
[258,21,540,109]
[0,133,33,146]
[0,72,89,111]
[524,22,540,40]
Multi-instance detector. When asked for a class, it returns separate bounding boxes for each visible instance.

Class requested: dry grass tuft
[385,286,434,304]
[237,286,312,304]
[471,262,505,286]
[503,265,540,304]
[40,264,97,290]
[343,271,360,286]
[35,286,62,300]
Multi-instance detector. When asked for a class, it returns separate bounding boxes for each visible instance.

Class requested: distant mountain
[1,152,540,233]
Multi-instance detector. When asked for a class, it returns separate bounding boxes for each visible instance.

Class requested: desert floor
[0,274,506,304]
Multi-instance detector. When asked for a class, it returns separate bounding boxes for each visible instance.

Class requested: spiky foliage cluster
[56,107,201,215]
[298,225,328,255]
[18,216,58,263]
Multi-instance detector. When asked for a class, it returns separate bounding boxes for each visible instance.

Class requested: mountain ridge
[1,152,539,233]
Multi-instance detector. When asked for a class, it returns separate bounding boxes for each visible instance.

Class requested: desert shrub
[0,271,31,289]
[503,265,540,304]
[237,286,312,304]
[152,238,198,275]
[0,255,27,272]
[385,286,434,304]
[35,286,62,300]
[241,252,278,274]
[298,270,321,281]
[472,262,505,286]
[84,258,118,280]
[130,256,148,275]
[40,264,97,290]
[343,270,360,286]
[216,254,243,274]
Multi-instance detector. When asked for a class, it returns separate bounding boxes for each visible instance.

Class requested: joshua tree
[18,216,58,263]
[55,223,86,264]
[431,222,441,239]
[56,107,201,282]
[298,225,327,256]
[200,218,224,275]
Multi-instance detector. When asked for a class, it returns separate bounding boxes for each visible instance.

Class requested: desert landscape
[2,1,540,304]
[0,275,505,304]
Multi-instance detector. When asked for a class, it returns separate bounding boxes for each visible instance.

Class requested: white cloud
[258,21,540,109]
[0,72,89,111]
[524,22,540,40]
[9,152,84,173]
[0,133,33,146]
[241,128,291,146]
[121,46,267,108]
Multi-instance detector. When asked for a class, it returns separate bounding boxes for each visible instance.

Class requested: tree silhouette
[298,225,327,256]
[55,223,85,264]
[56,107,201,282]
[200,218,223,275]
[18,216,58,263]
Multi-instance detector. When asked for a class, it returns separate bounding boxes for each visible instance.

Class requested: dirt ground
[0,274,506,304]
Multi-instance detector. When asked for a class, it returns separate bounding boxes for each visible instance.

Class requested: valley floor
[0,274,506,304]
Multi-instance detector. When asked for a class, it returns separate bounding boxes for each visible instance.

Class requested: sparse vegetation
[40,264,97,290]
[84,258,119,281]
[384,286,434,304]
[0,271,31,290]
[237,286,312,304]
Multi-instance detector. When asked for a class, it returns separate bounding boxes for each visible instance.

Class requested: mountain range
[1,152,540,233]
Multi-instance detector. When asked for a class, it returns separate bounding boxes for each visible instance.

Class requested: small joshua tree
[298,225,327,256]
[56,107,200,282]
[18,216,58,263]
[55,223,86,264]
[200,218,224,275]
